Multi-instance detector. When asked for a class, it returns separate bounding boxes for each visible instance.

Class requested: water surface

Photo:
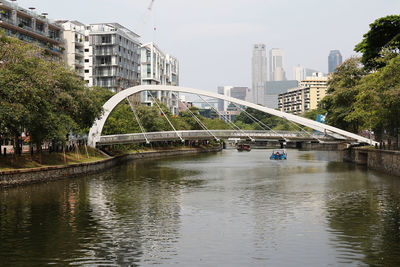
[1,149,400,266]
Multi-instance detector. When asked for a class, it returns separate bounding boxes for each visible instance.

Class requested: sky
[16,0,400,92]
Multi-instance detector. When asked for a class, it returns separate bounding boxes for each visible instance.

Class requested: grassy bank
[0,146,108,171]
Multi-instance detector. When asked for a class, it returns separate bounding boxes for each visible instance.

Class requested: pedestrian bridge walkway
[97,130,346,146]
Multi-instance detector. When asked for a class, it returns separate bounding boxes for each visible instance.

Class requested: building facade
[139,42,179,114]
[217,86,233,111]
[252,44,267,105]
[269,48,286,81]
[230,87,250,101]
[0,0,64,60]
[84,23,141,92]
[278,74,328,114]
[58,20,85,78]
[264,80,298,109]
[328,50,342,73]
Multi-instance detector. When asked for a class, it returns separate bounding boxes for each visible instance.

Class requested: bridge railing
[97,130,339,145]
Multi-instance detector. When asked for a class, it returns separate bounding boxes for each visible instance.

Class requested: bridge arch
[88,85,376,147]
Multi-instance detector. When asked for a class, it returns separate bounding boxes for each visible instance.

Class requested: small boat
[237,143,251,152]
[270,149,287,160]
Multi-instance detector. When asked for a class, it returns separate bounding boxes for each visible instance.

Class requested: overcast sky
[17,0,400,92]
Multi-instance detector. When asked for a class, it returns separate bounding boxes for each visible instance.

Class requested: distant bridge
[88,85,377,148]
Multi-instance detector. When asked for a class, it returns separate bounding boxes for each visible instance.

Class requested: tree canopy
[355,15,400,70]
[319,57,366,133]
[0,34,104,149]
[234,107,300,131]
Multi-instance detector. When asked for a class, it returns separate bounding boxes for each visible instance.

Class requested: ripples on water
[1,149,400,266]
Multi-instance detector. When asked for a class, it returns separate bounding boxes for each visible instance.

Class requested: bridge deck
[97,130,348,146]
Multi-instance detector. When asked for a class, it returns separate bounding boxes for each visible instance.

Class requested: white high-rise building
[84,23,141,92]
[59,20,86,78]
[294,65,305,82]
[252,44,267,105]
[0,0,64,61]
[269,48,286,81]
[140,42,180,114]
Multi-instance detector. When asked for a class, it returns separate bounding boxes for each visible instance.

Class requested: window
[85,80,89,83]
[85,59,89,63]
[84,48,89,52]
[100,56,111,65]
[101,35,111,43]
[85,36,89,42]
[85,69,89,73]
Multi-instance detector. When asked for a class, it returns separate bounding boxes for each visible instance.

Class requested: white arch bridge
[88,85,377,148]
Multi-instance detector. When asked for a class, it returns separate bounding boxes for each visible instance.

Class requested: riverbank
[0,146,107,171]
[344,147,400,177]
[0,145,222,188]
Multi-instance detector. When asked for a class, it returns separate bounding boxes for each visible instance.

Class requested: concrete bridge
[88,85,378,148]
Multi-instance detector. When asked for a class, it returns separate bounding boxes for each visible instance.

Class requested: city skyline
[14,0,400,92]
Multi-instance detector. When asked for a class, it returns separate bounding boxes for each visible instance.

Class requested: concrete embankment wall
[344,147,400,177]
[0,147,222,188]
[295,142,348,151]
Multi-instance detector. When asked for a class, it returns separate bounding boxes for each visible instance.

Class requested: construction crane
[147,0,155,11]
[138,0,156,35]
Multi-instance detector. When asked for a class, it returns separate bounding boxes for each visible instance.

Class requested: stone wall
[344,147,400,177]
[0,147,222,188]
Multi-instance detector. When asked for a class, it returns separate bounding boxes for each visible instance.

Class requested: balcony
[0,17,63,45]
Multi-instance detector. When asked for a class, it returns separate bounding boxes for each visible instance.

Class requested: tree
[234,107,299,131]
[349,55,400,141]
[319,57,366,133]
[355,15,400,70]
[0,34,104,152]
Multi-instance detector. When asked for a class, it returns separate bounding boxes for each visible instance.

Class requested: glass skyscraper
[328,50,343,73]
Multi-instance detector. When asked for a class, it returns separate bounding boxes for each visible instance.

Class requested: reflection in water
[325,167,400,266]
[0,149,400,266]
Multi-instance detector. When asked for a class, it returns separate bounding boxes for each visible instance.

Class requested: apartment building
[278,74,328,114]
[0,0,64,60]
[140,42,179,114]
[58,20,85,78]
[84,23,141,92]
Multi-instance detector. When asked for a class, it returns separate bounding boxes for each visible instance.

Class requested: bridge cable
[196,94,255,142]
[148,91,184,142]
[172,92,220,142]
[126,97,150,144]
[280,116,324,143]
[231,103,290,142]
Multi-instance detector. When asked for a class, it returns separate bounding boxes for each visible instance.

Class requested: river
[1,149,400,266]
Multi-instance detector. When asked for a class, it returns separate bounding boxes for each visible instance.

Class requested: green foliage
[321,53,400,140]
[202,117,231,130]
[319,57,366,133]
[355,15,400,70]
[234,107,298,131]
[102,100,234,135]
[349,55,400,137]
[0,34,104,147]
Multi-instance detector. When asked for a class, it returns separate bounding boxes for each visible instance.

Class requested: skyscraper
[269,48,286,81]
[252,44,267,105]
[328,50,343,73]
[293,65,305,82]
[217,86,232,111]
